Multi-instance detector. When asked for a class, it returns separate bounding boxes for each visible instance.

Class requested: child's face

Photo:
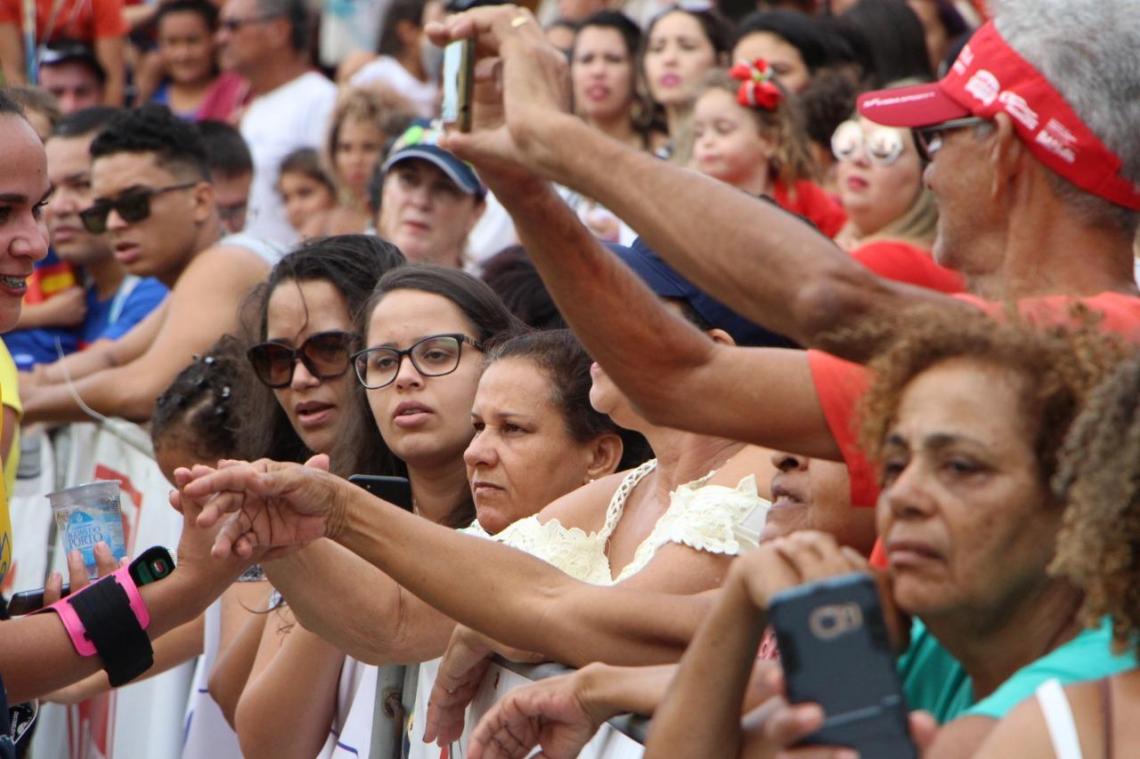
[278,171,336,234]
[690,88,774,192]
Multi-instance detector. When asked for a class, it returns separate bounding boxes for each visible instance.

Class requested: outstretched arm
[189,463,712,666]
[263,539,456,665]
[428,8,964,364]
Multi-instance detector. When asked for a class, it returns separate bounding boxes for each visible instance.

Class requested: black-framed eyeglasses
[218,14,282,32]
[78,182,198,234]
[913,117,989,162]
[247,330,358,389]
[352,334,483,390]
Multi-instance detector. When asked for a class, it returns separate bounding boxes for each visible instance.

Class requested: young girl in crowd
[275,149,339,242]
[689,62,847,238]
[640,6,730,160]
[323,88,415,235]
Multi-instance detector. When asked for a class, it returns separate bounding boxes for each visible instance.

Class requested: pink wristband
[39,565,151,657]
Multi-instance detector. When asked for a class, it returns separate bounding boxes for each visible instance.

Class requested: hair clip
[729,59,783,111]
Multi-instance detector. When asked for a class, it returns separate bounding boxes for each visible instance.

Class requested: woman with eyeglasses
[830,93,965,294]
[232,264,523,759]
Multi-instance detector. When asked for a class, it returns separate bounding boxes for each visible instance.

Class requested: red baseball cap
[857,22,1140,211]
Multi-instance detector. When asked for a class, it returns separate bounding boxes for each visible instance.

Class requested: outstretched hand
[175,455,346,560]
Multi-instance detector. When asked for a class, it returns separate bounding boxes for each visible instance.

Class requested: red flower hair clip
[729,59,783,111]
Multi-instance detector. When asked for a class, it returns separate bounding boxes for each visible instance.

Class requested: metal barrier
[403,657,646,759]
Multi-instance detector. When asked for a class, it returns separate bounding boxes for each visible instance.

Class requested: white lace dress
[466,459,771,585]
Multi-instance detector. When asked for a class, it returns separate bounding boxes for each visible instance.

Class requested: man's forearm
[488,177,729,422]
[644,574,767,759]
[521,116,922,360]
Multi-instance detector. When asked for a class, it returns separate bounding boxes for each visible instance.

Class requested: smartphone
[768,572,917,758]
[348,474,413,510]
[6,545,176,616]
[440,38,474,133]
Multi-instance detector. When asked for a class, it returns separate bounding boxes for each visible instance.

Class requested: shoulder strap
[1100,677,1113,759]
[1036,678,1084,759]
[599,459,656,539]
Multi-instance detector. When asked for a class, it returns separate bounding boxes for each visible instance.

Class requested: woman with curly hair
[974,352,1140,758]
[635,306,1137,758]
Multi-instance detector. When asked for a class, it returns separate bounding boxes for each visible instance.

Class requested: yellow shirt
[0,342,20,579]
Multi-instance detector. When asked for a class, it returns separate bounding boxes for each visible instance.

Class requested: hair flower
[730,58,783,111]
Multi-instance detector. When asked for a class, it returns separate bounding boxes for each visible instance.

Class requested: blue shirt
[79,276,168,347]
[899,618,1136,723]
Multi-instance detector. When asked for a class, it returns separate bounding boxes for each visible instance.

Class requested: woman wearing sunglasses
[232,264,524,759]
[241,235,406,471]
[830,90,965,293]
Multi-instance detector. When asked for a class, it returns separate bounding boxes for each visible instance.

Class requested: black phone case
[768,572,917,759]
[348,475,414,510]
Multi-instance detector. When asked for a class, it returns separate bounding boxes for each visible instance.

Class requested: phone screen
[441,39,473,131]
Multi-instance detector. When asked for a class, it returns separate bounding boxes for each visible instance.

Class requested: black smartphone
[768,572,917,758]
[440,38,474,133]
[6,545,176,616]
[348,474,413,510]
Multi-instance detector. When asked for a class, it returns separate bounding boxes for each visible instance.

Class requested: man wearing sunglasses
[21,104,269,424]
[13,108,170,391]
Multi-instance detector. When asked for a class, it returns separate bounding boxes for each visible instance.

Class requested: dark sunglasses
[79,182,198,234]
[247,330,358,389]
[913,116,989,162]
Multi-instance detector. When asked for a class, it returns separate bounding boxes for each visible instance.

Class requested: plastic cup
[48,480,128,577]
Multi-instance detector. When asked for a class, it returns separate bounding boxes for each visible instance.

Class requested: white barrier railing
[404,659,645,759]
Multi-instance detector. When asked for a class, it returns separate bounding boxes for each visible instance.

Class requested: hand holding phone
[768,572,917,758]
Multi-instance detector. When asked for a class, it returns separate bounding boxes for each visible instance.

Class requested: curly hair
[1051,353,1140,656]
[855,304,1126,491]
[152,334,247,464]
[90,104,210,180]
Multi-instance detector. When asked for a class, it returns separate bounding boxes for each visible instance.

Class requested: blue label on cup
[65,509,126,573]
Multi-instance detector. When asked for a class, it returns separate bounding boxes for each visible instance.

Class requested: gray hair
[255,0,310,51]
[996,0,1140,232]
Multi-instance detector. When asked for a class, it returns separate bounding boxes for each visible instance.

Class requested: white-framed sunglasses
[830,120,909,167]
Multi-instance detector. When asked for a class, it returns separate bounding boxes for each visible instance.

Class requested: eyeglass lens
[354,335,466,389]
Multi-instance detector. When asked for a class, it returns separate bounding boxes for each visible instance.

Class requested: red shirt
[851,240,964,294]
[771,179,847,240]
[811,291,1140,512]
[0,0,126,43]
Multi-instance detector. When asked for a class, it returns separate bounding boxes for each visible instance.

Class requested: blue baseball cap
[381,122,485,199]
[612,238,798,349]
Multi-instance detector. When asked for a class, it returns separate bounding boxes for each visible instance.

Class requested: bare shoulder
[937,713,1023,759]
[535,470,629,531]
[177,243,270,293]
[707,445,777,500]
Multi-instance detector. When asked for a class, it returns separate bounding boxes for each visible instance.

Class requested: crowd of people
[0,0,1136,757]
